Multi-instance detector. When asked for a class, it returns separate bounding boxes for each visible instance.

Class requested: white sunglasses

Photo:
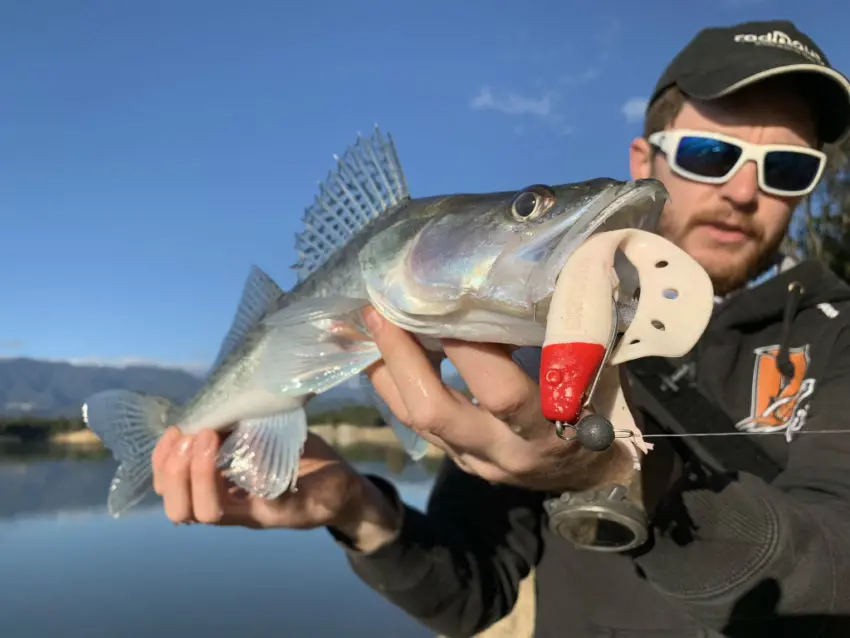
[647,128,827,198]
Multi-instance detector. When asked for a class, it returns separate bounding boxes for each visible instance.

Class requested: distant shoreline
[46,423,445,457]
[51,429,104,445]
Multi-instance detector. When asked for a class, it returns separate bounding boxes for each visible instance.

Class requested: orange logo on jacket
[734,344,815,440]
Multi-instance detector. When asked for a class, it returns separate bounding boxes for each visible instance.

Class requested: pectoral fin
[217,408,309,500]
[256,296,382,397]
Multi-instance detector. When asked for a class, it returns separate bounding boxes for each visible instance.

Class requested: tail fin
[82,390,173,518]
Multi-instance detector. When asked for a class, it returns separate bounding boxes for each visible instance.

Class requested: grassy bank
[48,422,445,458]
[1,405,395,445]
[0,416,84,443]
[1,406,446,468]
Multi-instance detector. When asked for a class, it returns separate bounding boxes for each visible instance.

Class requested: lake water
[0,441,441,638]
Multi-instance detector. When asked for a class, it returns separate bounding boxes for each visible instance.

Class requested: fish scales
[81,126,668,518]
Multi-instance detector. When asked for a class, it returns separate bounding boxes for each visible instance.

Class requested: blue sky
[2,0,848,373]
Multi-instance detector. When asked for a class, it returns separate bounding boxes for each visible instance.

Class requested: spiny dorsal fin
[292,125,410,282]
[208,266,284,376]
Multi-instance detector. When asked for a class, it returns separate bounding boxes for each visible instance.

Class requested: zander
[82,127,667,518]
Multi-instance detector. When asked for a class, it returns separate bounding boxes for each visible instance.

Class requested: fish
[82,126,668,518]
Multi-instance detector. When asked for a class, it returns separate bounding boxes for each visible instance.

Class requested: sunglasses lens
[675,136,742,178]
[764,151,821,193]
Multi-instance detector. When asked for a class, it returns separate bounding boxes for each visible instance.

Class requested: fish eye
[511,185,556,221]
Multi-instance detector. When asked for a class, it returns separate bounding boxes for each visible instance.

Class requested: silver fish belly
[82,127,667,518]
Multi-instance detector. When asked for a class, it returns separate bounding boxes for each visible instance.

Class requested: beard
[655,206,785,296]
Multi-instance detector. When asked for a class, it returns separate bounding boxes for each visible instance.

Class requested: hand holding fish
[363,222,714,497]
[363,307,633,493]
[150,426,401,550]
[82,128,710,524]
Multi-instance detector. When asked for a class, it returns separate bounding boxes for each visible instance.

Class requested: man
[152,19,850,637]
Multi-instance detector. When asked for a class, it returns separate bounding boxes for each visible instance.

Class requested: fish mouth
[526,178,669,305]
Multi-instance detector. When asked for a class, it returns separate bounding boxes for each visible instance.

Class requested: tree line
[0,415,86,442]
[0,406,388,442]
[784,134,850,281]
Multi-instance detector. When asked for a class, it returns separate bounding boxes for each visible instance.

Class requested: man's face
[629,85,819,295]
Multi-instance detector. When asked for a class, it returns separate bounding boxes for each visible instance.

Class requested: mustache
[686,212,762,238]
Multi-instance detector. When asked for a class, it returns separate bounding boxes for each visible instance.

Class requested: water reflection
[0,441,440,638]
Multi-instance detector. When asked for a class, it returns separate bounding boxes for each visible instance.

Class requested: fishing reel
[544,370,652,553]
[539,228,714,553]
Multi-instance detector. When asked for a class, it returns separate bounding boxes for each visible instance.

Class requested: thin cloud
[496,47,563,64]
[567,18,624,74]
[621,97,648,124]
[559,67,600,86]
[0,339,23,351]
[595,17,623,48]
[594,17,624,64]
[471,17,624,138]
[470,86,553,118]
[469,86,573,136]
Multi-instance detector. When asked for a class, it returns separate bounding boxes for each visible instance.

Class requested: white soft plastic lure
[540,227,714,464]
[82,127,669,518]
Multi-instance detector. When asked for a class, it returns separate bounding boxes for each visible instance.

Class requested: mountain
[0,358,205,418]
[0,357,470,419]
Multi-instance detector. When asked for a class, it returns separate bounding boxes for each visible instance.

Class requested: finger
[365,357,455,454]
[152,427,182,495]
[454,453,511,484]
[161,434,195,523]
[364,360,410,424]
[443,340,543,437]
[190,430,224,524]
[362,307,457,423]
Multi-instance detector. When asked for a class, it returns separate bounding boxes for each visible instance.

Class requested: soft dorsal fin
[208,266,284,376]
[292,126,410,282]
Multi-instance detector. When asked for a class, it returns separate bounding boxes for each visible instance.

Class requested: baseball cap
[649,19,850,144]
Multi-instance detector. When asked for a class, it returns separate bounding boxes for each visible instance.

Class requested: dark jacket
[332,259,850,637]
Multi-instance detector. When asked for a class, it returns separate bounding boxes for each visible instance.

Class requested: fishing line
[557,423,850,446]
[639,429,850,438]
